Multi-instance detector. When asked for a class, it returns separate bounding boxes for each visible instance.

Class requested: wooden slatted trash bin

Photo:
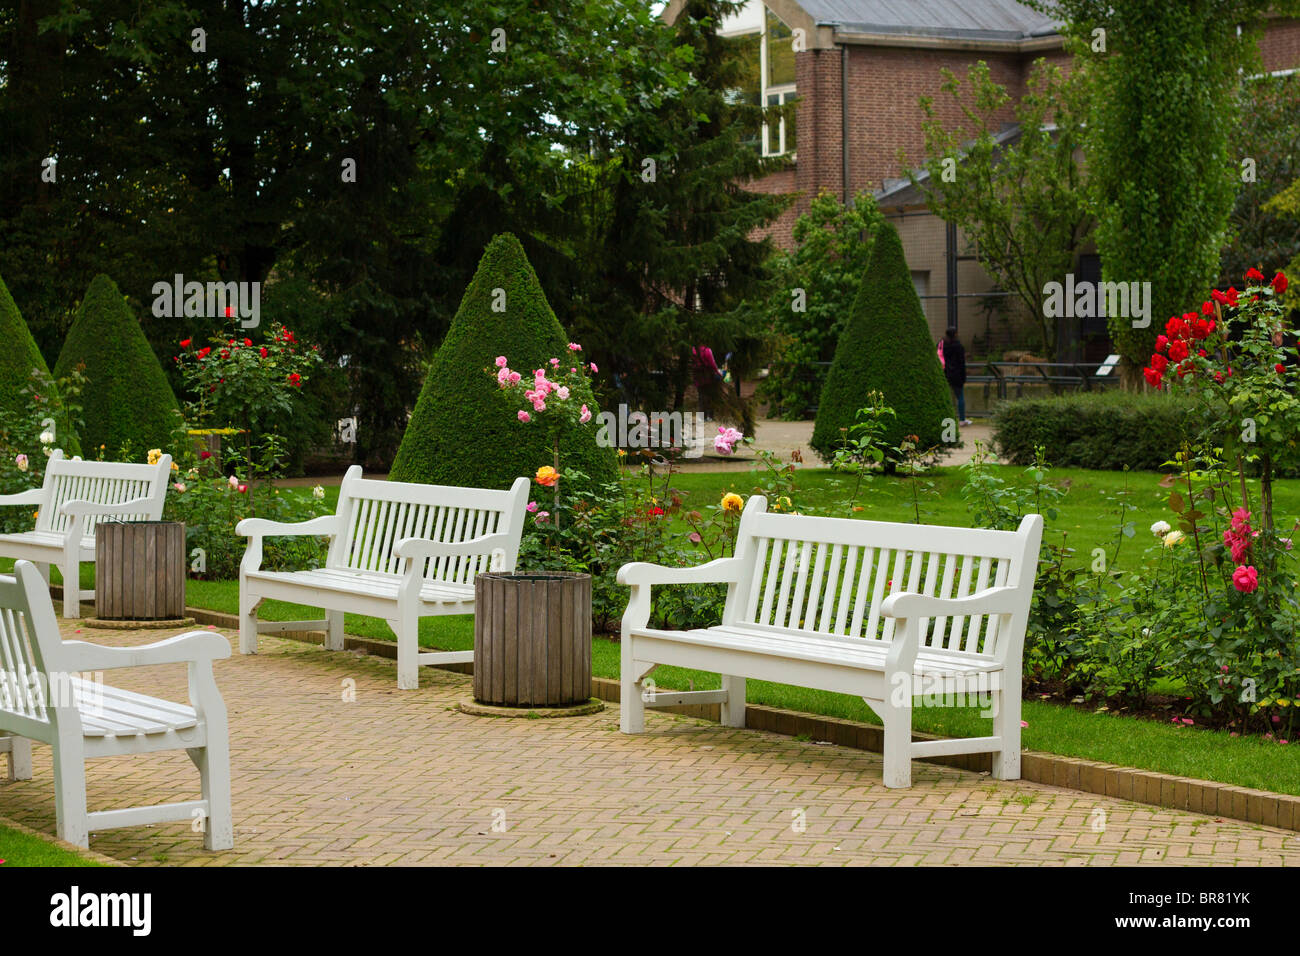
[95,520,187,620]
[474,571,592,707]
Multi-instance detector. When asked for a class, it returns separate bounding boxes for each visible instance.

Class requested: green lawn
[19,462,1300,796]
[0,823,103,867]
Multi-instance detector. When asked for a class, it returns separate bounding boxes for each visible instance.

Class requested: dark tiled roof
[800,0,1060,41]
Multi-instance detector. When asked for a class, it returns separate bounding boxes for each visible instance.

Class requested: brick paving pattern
[2,622,1298,866]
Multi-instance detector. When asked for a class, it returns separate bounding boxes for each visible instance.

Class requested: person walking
[942,328,971,426]
[692,344,724,420]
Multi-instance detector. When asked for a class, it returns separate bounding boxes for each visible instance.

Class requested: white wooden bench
[0,450,173,618]
[0,560,233,849]
[237,466,530,689]
[617,497,1043,788]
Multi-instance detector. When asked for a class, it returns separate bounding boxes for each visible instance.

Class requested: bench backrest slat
[726,499,1040,664]
[34,450,170,537]
[327,467,527,583]
[0,565,59,724]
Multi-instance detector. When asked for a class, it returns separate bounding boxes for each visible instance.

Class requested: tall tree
[1031,0,1300,371]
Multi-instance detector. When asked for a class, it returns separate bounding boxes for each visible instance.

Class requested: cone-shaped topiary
[390,233,618,490]
[0,272,80,455]
[811,221,955,461]
[54,275,179,458]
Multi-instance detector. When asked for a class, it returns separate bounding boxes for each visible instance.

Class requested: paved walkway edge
[81,595,1300,835]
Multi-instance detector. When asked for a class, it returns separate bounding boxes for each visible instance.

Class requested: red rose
[1226,287,1239,306]
[288,372,302,387]
[243,338,252,347]
[1165,317,1187,339]
[220,349,229,359]
[1150,354,1168,373]
[1277,363,1286,374]
[1274,272,1289,295]
[1211,289,1228,304]
[260,347,269,358]
[1201,301,1214,315]
[179,338,192,348]
[1155,334,1169,352]
[200,450,212,460]
[1197,349,1207,357]
[1246,267,1265,282]
[1168,340,1190,362]
[1143,366,1163,388]
[197,347,211,360]
[1214,372,1225,384]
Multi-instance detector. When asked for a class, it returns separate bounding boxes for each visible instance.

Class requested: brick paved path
[3,623,1298,866]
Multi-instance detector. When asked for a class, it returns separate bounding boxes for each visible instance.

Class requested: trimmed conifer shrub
[390,233,617,490]
[54,275,179,457]
[0,273,81,455]
[811,221,955,461]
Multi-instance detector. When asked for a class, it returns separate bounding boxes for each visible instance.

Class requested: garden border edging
[93,594,1300,835]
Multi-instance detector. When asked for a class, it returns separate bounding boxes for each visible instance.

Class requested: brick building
[664,0,1300,361]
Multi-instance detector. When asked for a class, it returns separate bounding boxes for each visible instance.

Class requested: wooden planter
[95,521,186,620]
[473,571,592,707]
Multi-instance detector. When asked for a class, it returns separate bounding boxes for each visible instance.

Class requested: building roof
[798,0,1060,42]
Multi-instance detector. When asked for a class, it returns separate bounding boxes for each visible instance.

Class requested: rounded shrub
[390,233,618,489]
[993,390,1192,471]
[810,221,955,461]
[54,274,180,458]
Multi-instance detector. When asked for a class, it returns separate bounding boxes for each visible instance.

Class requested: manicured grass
[0,823,103,867]
[12,463,1300,796]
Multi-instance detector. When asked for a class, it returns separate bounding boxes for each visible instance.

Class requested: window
[719,0,797,158]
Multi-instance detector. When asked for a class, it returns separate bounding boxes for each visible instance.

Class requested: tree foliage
[912,58,1092,358]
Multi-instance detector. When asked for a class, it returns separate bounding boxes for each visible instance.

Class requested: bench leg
[720,675,746,728]
[324,610,345,652]
[52,737,89,848]
[619,636,647,733]
[991,684,1022,780]
[390,617,419,690]
[879,703,913,789]
[62,556,81,619]
[239,588,261,655]
[190,736,234,851]
[4,734,32,781]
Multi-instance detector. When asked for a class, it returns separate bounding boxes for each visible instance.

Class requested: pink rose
[526,501,538,513]
[567,342,581,351]
[557,386,570,400]
[495,356,508,368]
[508,371,521,384]
[713,425,744,455]
[589,362,598,373]
[579,404,591,424]
[1232,565,1259,593]
[517,410,530,423]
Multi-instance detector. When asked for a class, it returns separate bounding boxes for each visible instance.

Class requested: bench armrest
[0,488,44,508]
[236,515,340,539]
[617,557,744,588]
[60,497,156,517]
[879,585,1023,620]
[56,630,232,672]
[393,533,513,562]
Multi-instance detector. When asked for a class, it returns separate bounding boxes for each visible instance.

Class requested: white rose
[38,430,54,445]
[1150,520,1171,538]
[312,485,325,500]
[1163,530,1185,548]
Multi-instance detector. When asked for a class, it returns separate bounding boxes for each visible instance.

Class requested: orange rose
[535,466,559,487]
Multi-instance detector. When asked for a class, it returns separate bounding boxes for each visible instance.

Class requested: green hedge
[0,272,82,455]
[993,390,1191,471]
[390,233,617,489]
[811,220,954,460]
[54,275,179,457]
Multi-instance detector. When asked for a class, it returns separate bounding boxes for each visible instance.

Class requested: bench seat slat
[245,568,474,604]
[630,624,1001,675]
[68,679,198,738]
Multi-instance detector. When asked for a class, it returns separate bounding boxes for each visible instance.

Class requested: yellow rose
[535,465,559,487]
[721,493,744,514]
[146,448,163,465]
